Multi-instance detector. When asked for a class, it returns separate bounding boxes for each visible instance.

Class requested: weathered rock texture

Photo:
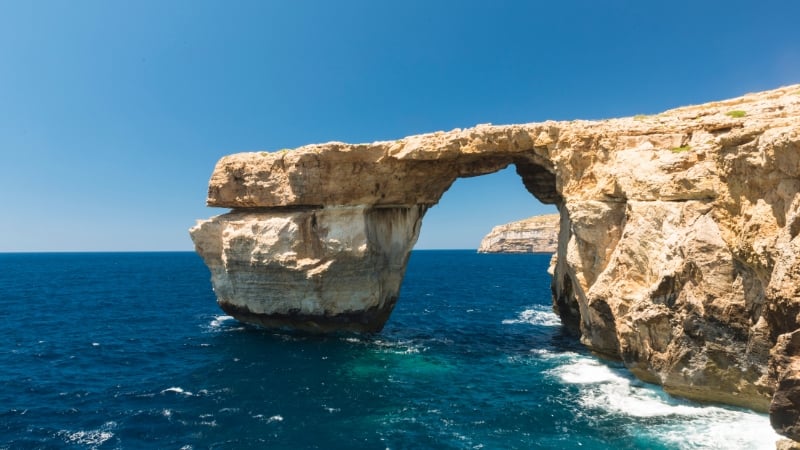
[191,85,800,441]
[478,214,559,253]
[190,206,423,332]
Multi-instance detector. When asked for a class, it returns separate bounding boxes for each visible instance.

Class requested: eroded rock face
[191,206,424,332]
[772,330,800,441]
[191,85,800,440]
[478,214,559,253]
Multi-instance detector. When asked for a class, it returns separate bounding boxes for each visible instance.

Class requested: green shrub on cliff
[671,145,692,153]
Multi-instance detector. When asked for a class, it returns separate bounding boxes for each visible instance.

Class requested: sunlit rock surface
[191,206,423,333]
[191,85,800,442]
[478,214,559,253]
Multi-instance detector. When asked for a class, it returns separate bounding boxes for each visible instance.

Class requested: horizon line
[0,248,489,254]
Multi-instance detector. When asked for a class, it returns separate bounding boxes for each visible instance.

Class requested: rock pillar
[191,206,425,332]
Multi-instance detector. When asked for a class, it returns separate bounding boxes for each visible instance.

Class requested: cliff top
[486,214,560,233]
[206,84,800,209]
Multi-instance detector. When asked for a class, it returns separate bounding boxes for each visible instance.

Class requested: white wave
[372,339,425,354]
[551,357,721,417]
[547,354,780,448]
[161,387,193,396]
[531,348,570,359]
[551,358,628,386]
[506,349,584,365]
[502,306,561,326]
[252,414,284,423]
[529,348,553,357]
[58,421,116,448]
[209,315,234,329]
[644,412,780,450]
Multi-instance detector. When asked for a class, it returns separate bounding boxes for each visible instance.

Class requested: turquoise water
[0,251,778,448]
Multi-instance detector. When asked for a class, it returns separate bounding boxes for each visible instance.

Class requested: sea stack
[191,85,800,444]
[478,214,559,253]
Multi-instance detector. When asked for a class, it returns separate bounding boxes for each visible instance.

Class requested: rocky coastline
[478,214,559,253]
[191,85,800,444]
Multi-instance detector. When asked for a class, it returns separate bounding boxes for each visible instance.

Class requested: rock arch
[191,85,800,441]
[192,130,563,334]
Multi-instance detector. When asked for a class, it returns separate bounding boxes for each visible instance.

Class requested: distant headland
[478,214,559,254]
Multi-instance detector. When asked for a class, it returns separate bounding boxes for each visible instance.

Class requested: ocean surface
[0,251,779,449]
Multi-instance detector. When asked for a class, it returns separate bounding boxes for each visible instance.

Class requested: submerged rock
[191,84,800,442]
[478,214,559,253]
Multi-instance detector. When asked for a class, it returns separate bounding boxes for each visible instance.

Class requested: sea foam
[58,421,116,448]
[548,355,780,449]
[161,387,193,396]
[208,315,234,329]
[502,306,561,326]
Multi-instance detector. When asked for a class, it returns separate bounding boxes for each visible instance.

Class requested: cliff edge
[191,85,800,443]
[478,214,559,253]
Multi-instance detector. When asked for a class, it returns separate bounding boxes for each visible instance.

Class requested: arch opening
[393,162,568,334]
[413,164,558,251]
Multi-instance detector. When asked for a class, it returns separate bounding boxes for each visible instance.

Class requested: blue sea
[0,251,779,449]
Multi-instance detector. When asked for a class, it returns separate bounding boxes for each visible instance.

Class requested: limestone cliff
[478,214,559,253]
[191,206,423,332]
[191,84,800,442]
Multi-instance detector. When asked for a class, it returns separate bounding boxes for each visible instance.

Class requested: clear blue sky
[1,1,798,251]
